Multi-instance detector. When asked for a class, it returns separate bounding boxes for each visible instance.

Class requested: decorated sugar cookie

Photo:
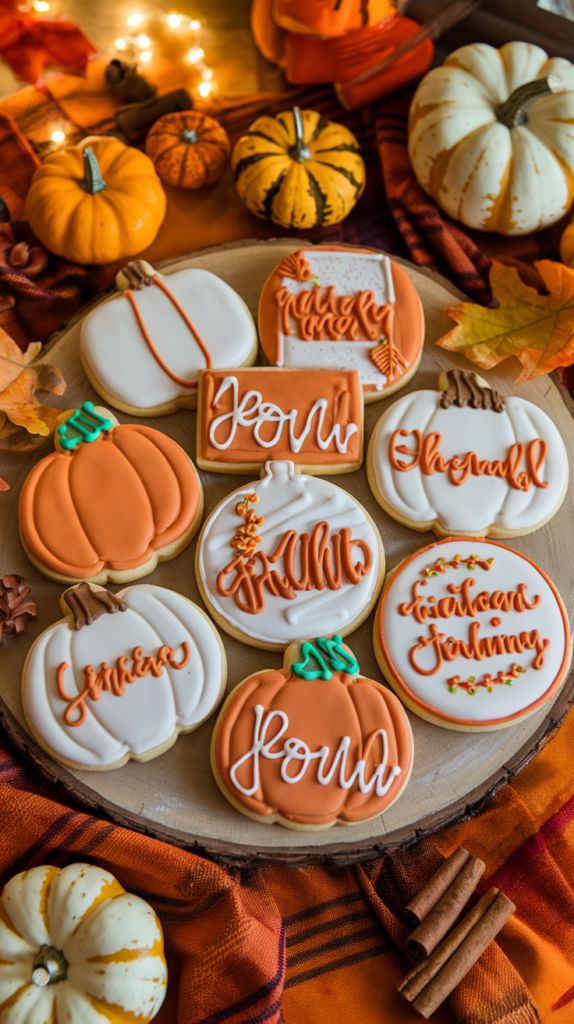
[197,366,363,474]
[368,370,569,537]
[211,635,414,829]
[374,538,571,732]
[258,245,424,402]
[22,582,226,770]
[196,460,384,649]
[80,260,258,416]
[19,402,203,584]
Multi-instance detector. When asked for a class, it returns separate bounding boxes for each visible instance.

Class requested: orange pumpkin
[145,112,231,189]
[19,402,203,584]
[211,636,413,829]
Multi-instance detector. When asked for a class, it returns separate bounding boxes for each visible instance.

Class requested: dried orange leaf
[0,326,65,437]
[437,260,574,382]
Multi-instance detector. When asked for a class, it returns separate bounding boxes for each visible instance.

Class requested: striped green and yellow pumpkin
[0,862,167,1022]
[231,106,365,229]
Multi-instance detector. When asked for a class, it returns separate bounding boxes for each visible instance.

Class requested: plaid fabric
[0,59,572,1023]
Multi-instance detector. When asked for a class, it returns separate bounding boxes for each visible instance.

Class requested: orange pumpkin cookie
[258,245,424,402]
[211,635,414,829]
[19,402,203,585]
[145,111,230,189]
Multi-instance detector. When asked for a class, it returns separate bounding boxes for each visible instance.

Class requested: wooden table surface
[0,0,283,99]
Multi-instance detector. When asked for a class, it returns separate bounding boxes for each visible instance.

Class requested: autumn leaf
[0,326,66,444]
[437,260,574,382]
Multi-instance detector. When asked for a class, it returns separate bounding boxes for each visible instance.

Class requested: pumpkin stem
[32,945,68,987]
[81,147,107,194]
[63,582,127,630]
[181,128,198,144]
[290,106,312,162]
[496,73,564,128]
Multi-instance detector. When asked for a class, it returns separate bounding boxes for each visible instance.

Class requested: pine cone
[0,575,37,641]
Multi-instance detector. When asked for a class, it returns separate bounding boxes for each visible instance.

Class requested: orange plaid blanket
[0,61,572,1024]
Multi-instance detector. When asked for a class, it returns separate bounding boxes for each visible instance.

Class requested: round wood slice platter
[1,239,573,866]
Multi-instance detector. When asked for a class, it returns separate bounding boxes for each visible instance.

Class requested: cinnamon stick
[406,853,485,958]
[399,889,515,1019]
[406,847,470,924]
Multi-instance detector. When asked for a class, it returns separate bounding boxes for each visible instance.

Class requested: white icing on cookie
[197,461,383,646]
[369,386,569,534]
[276,250,395,388]
[80,268,257,413]
[377,539,570,727]
[22,584,226,768]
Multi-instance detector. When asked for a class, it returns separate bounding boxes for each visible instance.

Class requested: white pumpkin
[408,42,574,235]
[0,862,167,1023]
[22,582,226,769]
[367,370,569,536]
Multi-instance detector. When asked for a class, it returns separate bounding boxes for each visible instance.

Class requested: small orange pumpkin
[145,111,231,189]
[19,402,203,584]
[212,636,413,828]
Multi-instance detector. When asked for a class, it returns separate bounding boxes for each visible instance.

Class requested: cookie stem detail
[63,582,127,630]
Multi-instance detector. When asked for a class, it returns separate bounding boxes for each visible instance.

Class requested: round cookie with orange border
[374,537,571,732]
[211,635,414,830]
[258,245,424,403]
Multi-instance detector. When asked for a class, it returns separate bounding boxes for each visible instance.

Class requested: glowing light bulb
[115,37,127,50]
[126,12,144,27]
[166,12,182,28]
[198,80,212,98]
[139,49,153,63]
[50,129,65,144]
[189,19,201,30]
[33,0,50,11]
[135,33,151,48]
[185,46,204,64]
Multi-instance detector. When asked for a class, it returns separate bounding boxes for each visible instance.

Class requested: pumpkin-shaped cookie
[408,41,574,235]
[23,582,226,770]
[19,402,203,584]
[232,106,365,228]
[146,111,231,189]
[211,635,413,828]
[26,138,166,264]
[0,862,166,1021]
[367,369,569,537]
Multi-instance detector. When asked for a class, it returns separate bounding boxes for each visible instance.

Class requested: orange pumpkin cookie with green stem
[19,402,203,585]
[211,635,414,830]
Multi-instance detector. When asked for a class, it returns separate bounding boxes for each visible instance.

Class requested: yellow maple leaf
[0,326,65,442]
[437,260,574,382]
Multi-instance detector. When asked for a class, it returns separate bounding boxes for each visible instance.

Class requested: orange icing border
[375,538,571,727]
[258,246,424,392]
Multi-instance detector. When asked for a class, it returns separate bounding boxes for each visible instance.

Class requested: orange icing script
[216,522,373,615]
[57,642,190,727]
[389,430,549,491]
[276,285,394,342]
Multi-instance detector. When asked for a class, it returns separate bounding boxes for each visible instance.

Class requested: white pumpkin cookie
[367,369,569,537]
[22,582,226,769]
[196,460,385,649]
[374,537,571,732]
[80,260,258,416]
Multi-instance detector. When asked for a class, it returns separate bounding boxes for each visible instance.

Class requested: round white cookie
[80,261,258,416]
[196,460,385,649]
[374,537,571,731]
[368,369,569,537]
[22,582,226,770]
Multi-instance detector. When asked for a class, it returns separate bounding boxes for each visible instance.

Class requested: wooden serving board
[1,240,573,866]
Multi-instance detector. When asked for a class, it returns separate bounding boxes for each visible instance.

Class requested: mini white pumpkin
[367,369,569,537]
[22,582,226,769]
[0,862,167,1022]
[408,41,574,235]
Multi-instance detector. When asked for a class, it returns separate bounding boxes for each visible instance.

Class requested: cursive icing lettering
[399,577,541,624]
[216,522,373,614]
[56,642,190,727]
[389,429,549,492]
[229,704,401,798]
[276,285,394,342]
[408,622,549,676]
[208,375,358,454]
